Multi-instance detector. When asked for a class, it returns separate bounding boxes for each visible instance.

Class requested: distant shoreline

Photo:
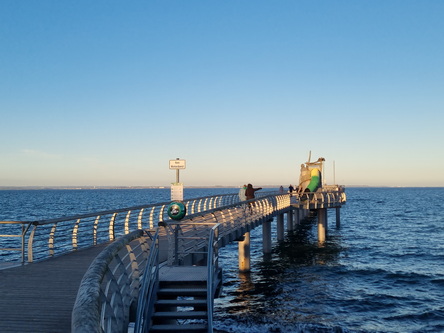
[0,185,244,190]
[1,185,442,190]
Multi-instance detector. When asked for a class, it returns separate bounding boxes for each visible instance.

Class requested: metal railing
[132,222,221,333]
[5,189,346,332]
[1,192,276,264]
[0,221,32,263]
[293,186,347,209]
[160,194,290,265]
[71,229,158,333]
[72,190,347,332]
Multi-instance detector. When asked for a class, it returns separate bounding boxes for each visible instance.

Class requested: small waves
[2,187,444,332]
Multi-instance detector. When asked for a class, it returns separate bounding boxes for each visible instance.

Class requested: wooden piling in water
[262,220,272,254]
[238,232,251,272]
[277,214,284,241]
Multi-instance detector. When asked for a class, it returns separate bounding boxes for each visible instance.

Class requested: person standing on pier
[245,183,262,200]
[245,184,262,213]
[239,184,247,201]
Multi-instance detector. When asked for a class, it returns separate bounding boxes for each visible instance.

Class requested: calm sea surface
[1,187,443,332]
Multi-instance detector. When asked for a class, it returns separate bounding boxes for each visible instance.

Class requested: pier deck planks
[0,244,109,333]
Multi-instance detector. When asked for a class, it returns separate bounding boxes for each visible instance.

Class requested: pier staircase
[150,266,222,333]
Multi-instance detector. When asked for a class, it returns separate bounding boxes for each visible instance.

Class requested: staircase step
[158,288,206,296]
[153,311,207,319]
[150,323,208,332]
[155,299,207,308]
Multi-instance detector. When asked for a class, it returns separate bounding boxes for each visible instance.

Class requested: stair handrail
[134,229,160,333]
[72,229,156,333]
[206,223,220,333]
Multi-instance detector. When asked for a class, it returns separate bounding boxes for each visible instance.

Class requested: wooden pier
[0,188,346,332]
[0,244,108,333]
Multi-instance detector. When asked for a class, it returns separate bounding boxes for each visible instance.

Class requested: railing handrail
[1,191,279,264]
[73,190,345,332]
[72,229,156,333]
[1,193,247,225]
[74,192,291,333]
[159,193,290,265]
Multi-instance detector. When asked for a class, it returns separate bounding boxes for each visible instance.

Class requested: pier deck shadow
[0,244,109,333]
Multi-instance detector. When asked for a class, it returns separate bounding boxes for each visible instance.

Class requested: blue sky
[1,1,443,187]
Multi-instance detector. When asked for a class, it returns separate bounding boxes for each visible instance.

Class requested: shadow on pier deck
[0,244,108,333]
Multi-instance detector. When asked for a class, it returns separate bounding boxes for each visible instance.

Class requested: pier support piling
[277,214,284,241]
[295,208,300,226]
[238,232,251,272]
[336,207,341,228]
[317,208,327,243]
[262,220,272,254]
[286,210,294,232]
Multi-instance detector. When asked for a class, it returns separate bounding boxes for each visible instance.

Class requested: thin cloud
[21,149,63,159]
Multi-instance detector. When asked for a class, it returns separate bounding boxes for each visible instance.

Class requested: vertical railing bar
[158,205,166,224]
[49,223,57,256]
[137,208,144,229]
[124,211,132,234]
[109,213,118,241]
[73,219,81,250]
[21,222,32,264]
[27,225,37,263]
[21,224,25,264]
[149,207,155,229]
[93,216,101,245]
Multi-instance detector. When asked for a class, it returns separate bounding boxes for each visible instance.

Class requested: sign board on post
[169,159,186,170]
[171,183,184,201]
[169,158,186,201]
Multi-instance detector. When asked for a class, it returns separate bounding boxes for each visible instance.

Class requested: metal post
[176,158,180,183]
[174,227,179,265]
[21,224,25,264]
[238,232,250,272]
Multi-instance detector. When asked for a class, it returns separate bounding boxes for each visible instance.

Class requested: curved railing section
[133,230,160,333]
[0,191,277,264]
[160,194,290,265]
[71,229,158,333]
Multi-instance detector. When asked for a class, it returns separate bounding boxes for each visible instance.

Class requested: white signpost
[169,158,186,201]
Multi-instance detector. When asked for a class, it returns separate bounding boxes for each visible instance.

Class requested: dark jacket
[245,184,262,200]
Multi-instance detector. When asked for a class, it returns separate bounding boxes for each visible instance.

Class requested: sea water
[1,187,443,332]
